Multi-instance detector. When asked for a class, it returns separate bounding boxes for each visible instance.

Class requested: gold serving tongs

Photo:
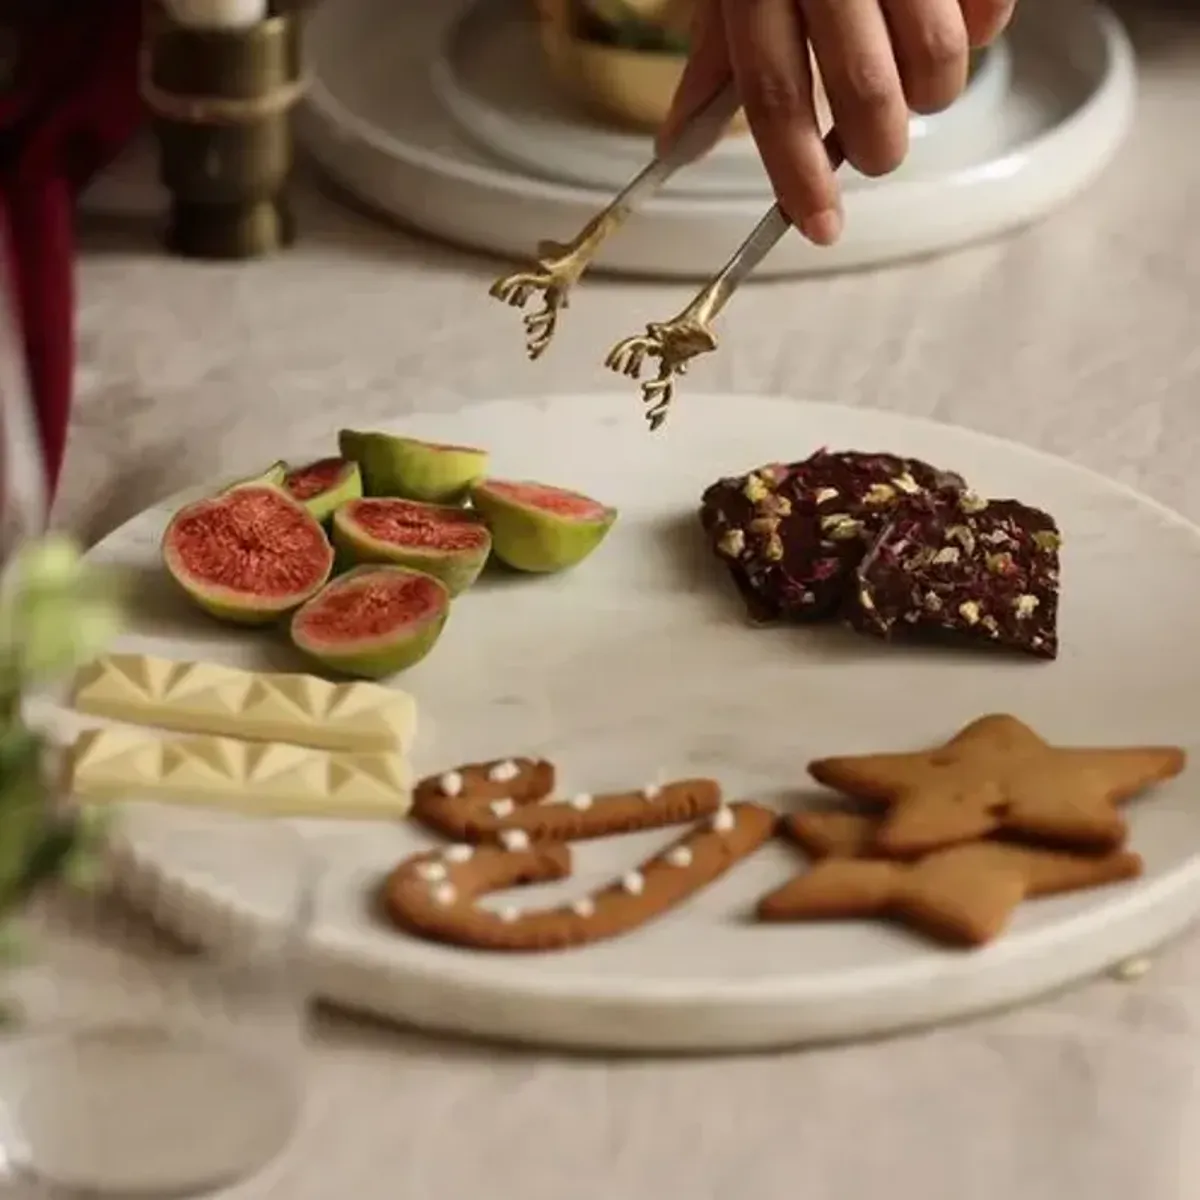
[488,79,741,359]
[607,128,845,430]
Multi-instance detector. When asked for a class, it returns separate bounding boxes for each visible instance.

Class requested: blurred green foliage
[0,536,124,929]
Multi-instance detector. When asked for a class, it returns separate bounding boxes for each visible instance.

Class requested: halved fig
[162,484,333,625]
[332,497,491,596]
[290,565,450,679]
[469,479,616,573]
[283,457,363,522]
[338,429,488,504]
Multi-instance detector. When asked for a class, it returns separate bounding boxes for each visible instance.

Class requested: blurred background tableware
[146,6,304,259]
[0,812,315,1200]
[534,0,753,132]
[300,0,1134,278]
[531,0,992,138]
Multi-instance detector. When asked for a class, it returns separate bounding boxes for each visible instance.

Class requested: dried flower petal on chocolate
[699,450,966,624]
[845,491,1060,659]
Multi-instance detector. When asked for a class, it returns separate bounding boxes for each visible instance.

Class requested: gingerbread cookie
[808,714,1185,857]
[699,450,963,623]
[783,810,881,859]
[413,758,722,844]
[412,756,554,830]
[845,492,1061,659]
[385,801,778,951]
[759,810,1143,946]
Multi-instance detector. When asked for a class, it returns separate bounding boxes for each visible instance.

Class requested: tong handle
[704,129,847,312]
[612,80,741,214]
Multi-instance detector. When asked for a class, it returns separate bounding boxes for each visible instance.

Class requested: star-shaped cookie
[807,714,1185,857]
[757,810,1144,946]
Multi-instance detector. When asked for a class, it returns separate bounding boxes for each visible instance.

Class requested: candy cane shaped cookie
[413,757,724,844]
[413,757,556,835]
[384,801,779,951]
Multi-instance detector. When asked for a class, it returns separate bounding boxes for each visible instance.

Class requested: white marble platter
[46,393,1200,1052]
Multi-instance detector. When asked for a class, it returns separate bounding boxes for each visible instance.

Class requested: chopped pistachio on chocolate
[699,450,964,623]
[845,492,1061,659]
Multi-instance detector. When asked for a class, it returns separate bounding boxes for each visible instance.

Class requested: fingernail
[800,208,842,246]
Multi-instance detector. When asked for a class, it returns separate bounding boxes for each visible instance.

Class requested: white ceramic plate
[59,392,1200,1053]
[433,0,1015,198]
[300,0,1136,278]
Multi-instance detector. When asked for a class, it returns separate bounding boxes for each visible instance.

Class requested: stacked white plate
[301,0,1136,278]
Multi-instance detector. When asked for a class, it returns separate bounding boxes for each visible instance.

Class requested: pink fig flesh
[333,498,491,595]
[290,566,450,679]
[285,458,350,501]
[162,485,334,623]
[479,480,611,521]
[469,479,616,573]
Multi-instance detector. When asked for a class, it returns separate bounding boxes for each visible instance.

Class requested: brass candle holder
[143,11,305,259]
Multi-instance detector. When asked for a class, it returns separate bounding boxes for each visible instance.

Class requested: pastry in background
[534,0,749,132]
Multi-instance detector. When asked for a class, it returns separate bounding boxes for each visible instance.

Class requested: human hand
[657,0,1016,245]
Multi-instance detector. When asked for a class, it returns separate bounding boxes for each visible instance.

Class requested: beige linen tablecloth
[59,2,1200,1196]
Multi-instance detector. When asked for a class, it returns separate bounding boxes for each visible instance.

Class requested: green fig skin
[162,484,334,626]
[221,460,287,494]
[337,429,488,504]
[331,499,491,597]
[284,458,363,523]
[289,566,450,680]
[470,480,617,574]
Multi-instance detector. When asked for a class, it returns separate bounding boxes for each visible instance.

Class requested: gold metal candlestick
[144,12,305,259]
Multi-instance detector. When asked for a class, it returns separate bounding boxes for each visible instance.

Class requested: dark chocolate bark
[845,491,1061,658]
[699,450,964,622]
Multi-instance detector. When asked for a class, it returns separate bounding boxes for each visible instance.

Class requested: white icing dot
[711,806,736,833]
[641,784,661,800]
[490,798,515,818]
[498,906,520,924]
[665,846,693,868]
[621,871,645,896]
[500,829,531,852]
[444,844,474,863]
[488,759,520,783]
[570,897,596,919]
[415,861,448,882]
[569,793,593,811]
[431,882,457,906]
[439,771,464,797]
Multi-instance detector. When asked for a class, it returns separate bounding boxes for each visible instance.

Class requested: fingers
[880,0,970,115]
[722,0,840,244]
[656,0,732,159]
[801,0,909,177]
[659,0,1010,243]
[959,0,1017,47]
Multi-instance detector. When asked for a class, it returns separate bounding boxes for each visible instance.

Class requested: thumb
[656,0,734,160]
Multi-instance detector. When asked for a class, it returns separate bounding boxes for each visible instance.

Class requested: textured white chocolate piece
[72,654,416,754]
[69,727,412,819]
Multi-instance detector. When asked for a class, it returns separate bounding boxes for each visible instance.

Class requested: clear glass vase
[0,812,316,1200]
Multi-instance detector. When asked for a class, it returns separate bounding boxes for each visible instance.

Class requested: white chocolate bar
[72,655,416,754]
[69,727,413,819]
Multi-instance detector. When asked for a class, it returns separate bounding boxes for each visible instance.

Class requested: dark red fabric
[0,0,145,499]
